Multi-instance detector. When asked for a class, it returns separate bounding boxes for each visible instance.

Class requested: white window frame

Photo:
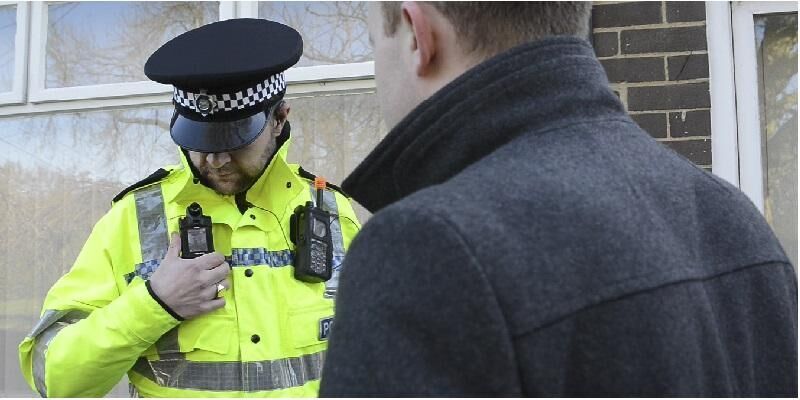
[706,1,739,187]
[0,1,30,105]
[707,1,798,213]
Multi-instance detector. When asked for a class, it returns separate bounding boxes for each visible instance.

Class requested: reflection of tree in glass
[756,13,798,267]
[0,108,177,185]
[286,91,384,182]
[0,163,120,338]
[0,108,179,357]
[1,167,134,395]
[46,2,218,87]
[285,91,386,221]
[259,2,371,67]
[757,14,798,140]
[0,5,16,92]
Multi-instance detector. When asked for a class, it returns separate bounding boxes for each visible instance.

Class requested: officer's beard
[188,136,278,196]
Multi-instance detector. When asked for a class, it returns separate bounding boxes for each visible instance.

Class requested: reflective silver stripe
[134,185,169,264]
[132,350,325,392]
[310,184,346,295]
[133,185,182,357]
[29,310,89,397]
[129,383,141,398]
[28,309,68,339]
[155,328,183,359]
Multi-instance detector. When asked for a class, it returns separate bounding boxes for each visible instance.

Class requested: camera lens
[188,202,202,216]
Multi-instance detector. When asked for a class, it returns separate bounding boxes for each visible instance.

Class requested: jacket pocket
[141,315,235,358]
[179,314,235,354]
[288,304,334,349]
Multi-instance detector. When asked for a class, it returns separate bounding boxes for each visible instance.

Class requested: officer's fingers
[195,263,229,288]
[201,282,220,301]
[202,298,226,313]
[220,278,232,291]
[165,233,181,260]
[194,252,226,270]
[206,262,232,283]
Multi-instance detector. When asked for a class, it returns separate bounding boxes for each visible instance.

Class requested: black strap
[112,168,171,203]
[145,280,184,321]
[297,166,347,196]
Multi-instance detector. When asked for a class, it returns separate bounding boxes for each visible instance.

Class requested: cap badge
[195,93,217,117]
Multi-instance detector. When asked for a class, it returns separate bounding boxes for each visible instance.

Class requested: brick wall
[592,1,712,170]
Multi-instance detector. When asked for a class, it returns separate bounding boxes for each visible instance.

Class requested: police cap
[145,18,302,153]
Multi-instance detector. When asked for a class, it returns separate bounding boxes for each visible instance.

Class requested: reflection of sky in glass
[0,5,16,93]
[46,2,219,88]
[0,106,179,185]
[259,2,372,67]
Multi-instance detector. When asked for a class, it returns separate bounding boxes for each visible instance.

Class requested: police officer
[19,18,360,397]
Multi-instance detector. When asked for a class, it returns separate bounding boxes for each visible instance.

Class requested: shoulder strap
[297,166,347,196]
[112,168,171,203]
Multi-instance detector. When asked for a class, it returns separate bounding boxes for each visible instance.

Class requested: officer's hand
[149,233,231,320]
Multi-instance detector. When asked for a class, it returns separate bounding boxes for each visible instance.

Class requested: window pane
[755,12,798,267]
[0,5,16,93]
[285,91,386,221]
[0,106,176,395]
[258,2,372,67]
[46,2,219,88]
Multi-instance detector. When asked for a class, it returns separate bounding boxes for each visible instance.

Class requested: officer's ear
[271,101,290,126]
[268,103,290,139]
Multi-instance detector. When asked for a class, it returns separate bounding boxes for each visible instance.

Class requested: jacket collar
[342,36,626,213]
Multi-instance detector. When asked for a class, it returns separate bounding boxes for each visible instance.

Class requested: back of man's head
[381,2,592,60]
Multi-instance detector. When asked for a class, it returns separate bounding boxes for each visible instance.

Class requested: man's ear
[401,1,436,77]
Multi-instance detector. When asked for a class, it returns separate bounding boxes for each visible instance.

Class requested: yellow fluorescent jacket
[19,143,361,397]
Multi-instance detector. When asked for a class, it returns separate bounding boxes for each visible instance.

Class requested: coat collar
[342,36,627,213]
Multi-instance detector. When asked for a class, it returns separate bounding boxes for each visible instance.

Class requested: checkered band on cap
[173,73,286,116]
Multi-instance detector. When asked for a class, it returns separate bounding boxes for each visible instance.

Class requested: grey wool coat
[319,37,798,397]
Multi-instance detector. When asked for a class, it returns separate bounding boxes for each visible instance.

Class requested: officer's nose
[206,152,231,169]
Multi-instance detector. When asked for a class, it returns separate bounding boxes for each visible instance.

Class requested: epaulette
[297,166,347,196]
[112,168,171,203]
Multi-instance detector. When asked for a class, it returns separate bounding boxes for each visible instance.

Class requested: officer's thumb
[166,233,181,259]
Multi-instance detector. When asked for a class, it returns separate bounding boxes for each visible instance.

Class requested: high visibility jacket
[19,142,361,397]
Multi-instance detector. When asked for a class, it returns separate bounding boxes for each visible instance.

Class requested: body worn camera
[291,179,334,283]
[179,202,214,259]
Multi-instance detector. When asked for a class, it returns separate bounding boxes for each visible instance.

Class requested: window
[285,91,385,189]
[0,4,16,92]
[258,1,371,67]
[28,1,232,102]
[45,2,220,88]
[0,106,178,396]
[0,1,28,105]
[754,12,797,267]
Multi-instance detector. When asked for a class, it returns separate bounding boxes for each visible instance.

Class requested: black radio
[179,202,214,259]
[290,178,334,283]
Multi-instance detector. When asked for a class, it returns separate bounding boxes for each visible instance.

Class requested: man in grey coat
[320,2,797,396]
